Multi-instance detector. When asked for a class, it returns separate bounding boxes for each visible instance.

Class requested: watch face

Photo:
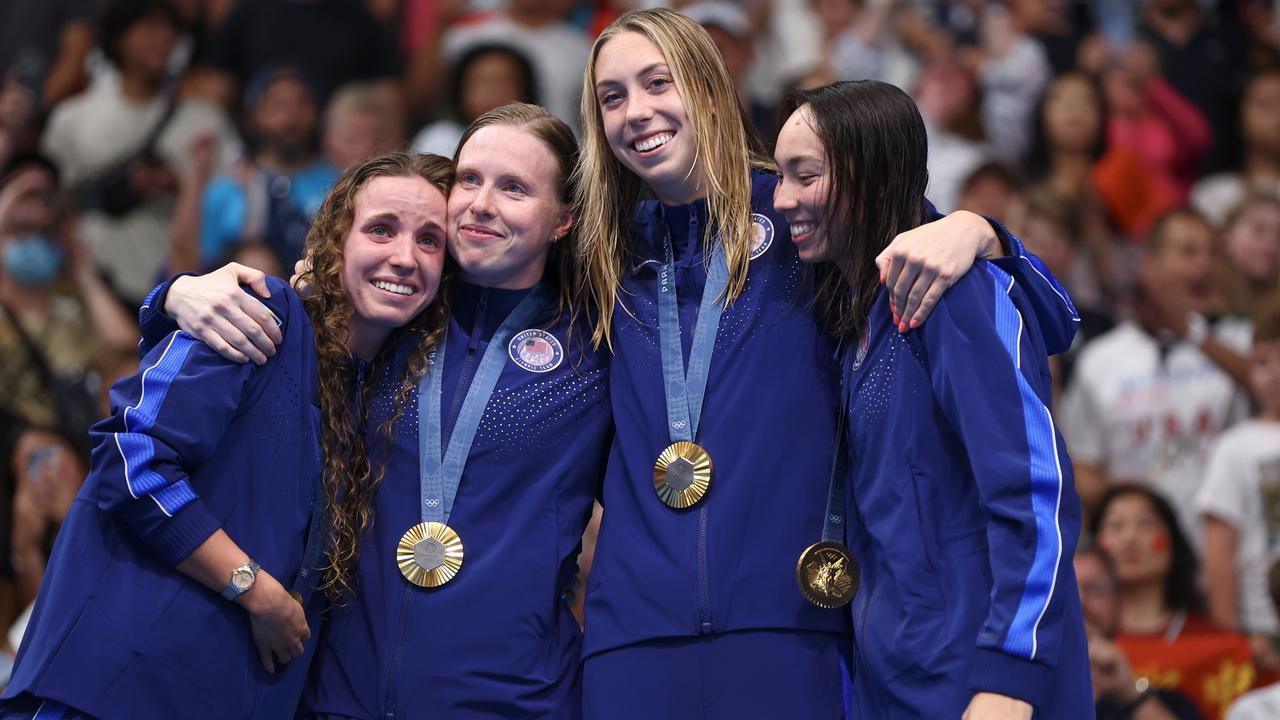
[232,568,255,591]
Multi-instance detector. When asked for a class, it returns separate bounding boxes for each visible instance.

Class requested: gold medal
[397,521,464,588]
[796,541,859,608]
[653,441,713,509]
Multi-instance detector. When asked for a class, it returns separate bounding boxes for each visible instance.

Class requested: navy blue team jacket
[4,277,325,719]
[844,262,1091,717]
[303,280,612,719]
[582,171,1078,659]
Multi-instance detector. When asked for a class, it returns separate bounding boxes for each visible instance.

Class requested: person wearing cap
[199,65,339,274]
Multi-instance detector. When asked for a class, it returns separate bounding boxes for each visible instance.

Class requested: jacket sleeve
[984,215,1080,356]
[918,261,1080,708]
[137,273,193,357]
[96,281,294,566]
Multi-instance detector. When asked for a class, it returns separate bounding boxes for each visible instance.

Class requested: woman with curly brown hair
[0,151,452,720]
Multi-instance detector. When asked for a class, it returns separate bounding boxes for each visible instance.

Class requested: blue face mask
[3,234,64,286]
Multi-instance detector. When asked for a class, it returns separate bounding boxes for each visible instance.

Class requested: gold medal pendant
[796,541,859,608]
[653,441,713,509]
[397,521,464,588]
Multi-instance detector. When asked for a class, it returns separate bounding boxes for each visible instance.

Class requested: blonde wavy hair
[574,8,773,348]
[300,151,453,601]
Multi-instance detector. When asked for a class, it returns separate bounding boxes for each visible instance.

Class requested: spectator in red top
[1095,484,1257,719]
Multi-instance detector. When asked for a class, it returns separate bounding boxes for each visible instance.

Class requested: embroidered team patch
[750,213,774,260]
[509,329,564,373]
[852,324,870,371]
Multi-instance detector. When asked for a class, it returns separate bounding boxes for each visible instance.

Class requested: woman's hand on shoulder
[876,210,999,332]
[165,262,282,364]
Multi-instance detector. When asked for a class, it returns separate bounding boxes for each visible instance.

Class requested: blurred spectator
[1226,559,1280,719]
[1138,0,1245,172]
[1096,484,1257,719]
[1198,298,1280,670]
[1060,209,1252,531]
[1211,195,1280,320]
[1076,545,1206,720]
[681,3,763,121]
[1026,71,1123,298]
[1191,70,1280,228]
[1094,42,1212,239]
[0,0,97,115]
[968,1,1052,164]
[411,43,537,158]
[914,55,991,213]
[206,0,402,108]
[0,153,139,448]
[0,410,84,677]
[956,160,1025,226]
[1237,0,1280,77]
[1020,186,1116,396]
[439,0,591,129]
[805,0,918,91]
[321,81,405,170]
[196,65,338,272]
[39,0,236,307]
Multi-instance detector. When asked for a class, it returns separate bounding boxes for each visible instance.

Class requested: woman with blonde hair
[574,8,1080,717]
[1,151,451,719]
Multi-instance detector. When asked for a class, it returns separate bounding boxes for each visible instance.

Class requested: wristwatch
[221,560,260,601]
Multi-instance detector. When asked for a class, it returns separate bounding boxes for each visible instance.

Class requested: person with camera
[38,0,235,308]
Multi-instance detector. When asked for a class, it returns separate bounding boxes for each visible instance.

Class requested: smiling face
[448,124,572,289]
[341,175,448,359]
[773,104,838,264]
[592,31,703,205]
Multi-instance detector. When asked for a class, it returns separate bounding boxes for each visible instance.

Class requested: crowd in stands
[1,0,1279,716]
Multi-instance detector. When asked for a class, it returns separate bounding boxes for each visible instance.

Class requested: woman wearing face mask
[771,79,1090,719]
[1,152,451,720]
[143,104,611,719]
[0,154,138,449]
[574,10,1081,718]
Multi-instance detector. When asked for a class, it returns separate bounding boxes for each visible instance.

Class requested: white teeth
[634,132,673,152]
[791,222,815,237]
[373,280,412,296]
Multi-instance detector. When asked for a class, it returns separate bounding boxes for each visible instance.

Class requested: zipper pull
[468,289,488,352]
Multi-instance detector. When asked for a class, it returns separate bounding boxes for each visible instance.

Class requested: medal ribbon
[820,343,856,543]
[657,225,729,444]
[417,284,552,525]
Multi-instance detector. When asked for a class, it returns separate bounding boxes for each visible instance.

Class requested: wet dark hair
[1091,483,1205,616]
[780,80,930,342]
[449,43,539,124]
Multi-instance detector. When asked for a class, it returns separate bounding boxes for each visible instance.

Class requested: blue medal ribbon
[821,343,855,543]
[657,227,728,444]
[417,284,552,525]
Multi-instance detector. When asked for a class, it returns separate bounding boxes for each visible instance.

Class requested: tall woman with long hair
[771,79,1091,718]
[574,9,1081,717]
[1,152,452,719]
